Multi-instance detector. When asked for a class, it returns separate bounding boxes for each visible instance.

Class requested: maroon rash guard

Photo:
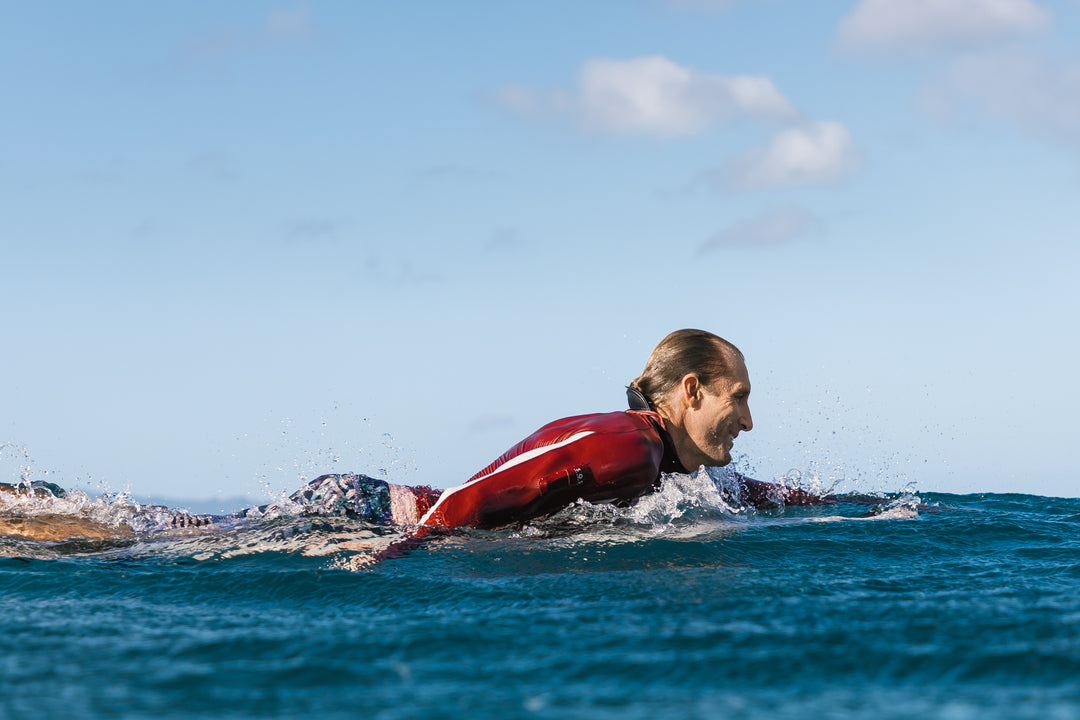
[416,410,678,530]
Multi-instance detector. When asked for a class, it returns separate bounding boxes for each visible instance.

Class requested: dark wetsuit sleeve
[734,474,832,507]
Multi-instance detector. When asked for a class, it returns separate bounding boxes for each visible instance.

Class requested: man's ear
[681,374,702,409]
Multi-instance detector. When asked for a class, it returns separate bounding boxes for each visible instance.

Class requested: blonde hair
[629,329,742,411]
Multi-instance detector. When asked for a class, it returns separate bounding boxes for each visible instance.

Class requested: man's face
[684,358,753,467]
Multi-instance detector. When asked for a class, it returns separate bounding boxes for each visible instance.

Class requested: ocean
[2,472,1078,719]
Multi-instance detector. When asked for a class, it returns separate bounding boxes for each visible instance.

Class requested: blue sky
[3,0,1079,503]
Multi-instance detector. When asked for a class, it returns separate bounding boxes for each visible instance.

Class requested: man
[1,330,822,545]
[360,329,820,551]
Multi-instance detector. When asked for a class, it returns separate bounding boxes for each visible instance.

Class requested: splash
[2,465,921,566]
[0,483,407,562]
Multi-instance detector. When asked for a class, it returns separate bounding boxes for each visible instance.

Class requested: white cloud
[835,2,1080,153]
[188,151,237,182]
[498,55,797,137]
[485,227,523,252]
[283,218,338,244]
[721,121,860,190]
[836,0,1050,54]
[701,205,822,252]
[178,2,315,67]
[924,50,1080,145]
[262,3,315,44]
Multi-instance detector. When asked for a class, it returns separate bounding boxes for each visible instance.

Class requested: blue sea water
[2,473,1079,720]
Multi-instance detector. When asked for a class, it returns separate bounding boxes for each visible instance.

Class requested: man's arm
[734,474,834,507]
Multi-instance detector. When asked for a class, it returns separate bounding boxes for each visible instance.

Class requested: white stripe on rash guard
[417,430,594,527]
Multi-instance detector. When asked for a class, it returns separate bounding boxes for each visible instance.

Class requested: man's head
[630,329,753,468]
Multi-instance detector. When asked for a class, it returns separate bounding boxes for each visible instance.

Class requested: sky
[3,0,1079,504]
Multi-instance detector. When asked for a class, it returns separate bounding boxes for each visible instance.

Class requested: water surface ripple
[2,489,1078,719]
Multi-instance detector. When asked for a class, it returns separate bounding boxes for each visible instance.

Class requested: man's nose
[741,405,753,432]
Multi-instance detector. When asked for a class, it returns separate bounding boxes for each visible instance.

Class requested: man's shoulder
[535,410,662,437]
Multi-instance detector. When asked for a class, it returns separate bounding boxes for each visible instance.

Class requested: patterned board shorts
[281,473,395,522]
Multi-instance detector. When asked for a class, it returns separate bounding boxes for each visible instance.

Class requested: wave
[1,468,924,568]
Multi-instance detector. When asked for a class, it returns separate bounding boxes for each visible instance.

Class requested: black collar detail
[626,386,651,411]
[626,396,689,476]
[657,424,689,475]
